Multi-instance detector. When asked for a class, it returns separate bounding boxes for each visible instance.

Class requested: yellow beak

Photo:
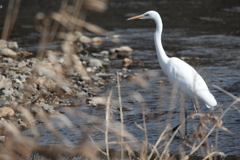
[127,14,144,20]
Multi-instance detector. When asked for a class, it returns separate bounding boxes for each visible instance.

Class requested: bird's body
[166,57,217,108]
[127,10,217,136]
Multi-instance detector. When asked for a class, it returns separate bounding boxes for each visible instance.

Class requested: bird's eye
[144,14,149,17]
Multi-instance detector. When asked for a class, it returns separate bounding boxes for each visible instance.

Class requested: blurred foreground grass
[0,0,239,160]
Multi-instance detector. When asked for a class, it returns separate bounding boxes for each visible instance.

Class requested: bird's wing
[166,57,216,107]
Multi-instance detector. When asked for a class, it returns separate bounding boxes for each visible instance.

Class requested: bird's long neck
[154,15,169,74]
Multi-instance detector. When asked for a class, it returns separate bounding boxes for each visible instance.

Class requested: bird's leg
[182,104,188,139]
[191,99,197,113]
[171,124,180,132]
[170,106,188,139]
[171,96,188,139]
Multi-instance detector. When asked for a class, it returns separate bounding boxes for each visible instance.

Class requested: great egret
[127,11,217,137]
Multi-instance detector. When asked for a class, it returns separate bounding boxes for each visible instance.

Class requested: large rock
[7,42,18,51]
[0,48,17,58]
[0,107,14,118]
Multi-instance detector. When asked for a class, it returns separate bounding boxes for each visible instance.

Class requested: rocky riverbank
[0,31,135,142]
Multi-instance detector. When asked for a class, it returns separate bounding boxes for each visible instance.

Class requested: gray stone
[96,73,115,78]
[2,90,12,95]
[86,96,107,106]
[66,69,77,76]
[0,100,6,106]
[122,68,127,73]
[92,53,104,58]
[12,90,23,99]
[58,99,65,104]
[42,104,54,111]
[7,42,18,51]
[30,106,41,115]
[1,85,12,91]
[100,50,109,55]
[88,58,102,68]
[91,75,101,81]
[61,85,72,94]
[103,57,110,62]
[40,89,48,94]
[5,95,15,101]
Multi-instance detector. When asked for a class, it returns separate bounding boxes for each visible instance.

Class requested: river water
[1,0,240,157]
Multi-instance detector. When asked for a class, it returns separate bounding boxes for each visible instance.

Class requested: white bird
[127,11,217,137]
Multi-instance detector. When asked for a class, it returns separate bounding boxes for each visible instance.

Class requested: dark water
[1,0,240,157]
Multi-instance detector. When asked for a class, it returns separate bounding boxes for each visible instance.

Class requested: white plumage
[128,10,217,109]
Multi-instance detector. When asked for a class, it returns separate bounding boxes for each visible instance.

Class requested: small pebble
[86,67,92,72]
[122,68,127,73]
[91,37,103,44]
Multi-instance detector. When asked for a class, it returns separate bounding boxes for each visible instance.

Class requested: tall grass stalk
[105,90,112,160]
[147,127,169,160]
[1,0,20,40]
[117,72,124,159]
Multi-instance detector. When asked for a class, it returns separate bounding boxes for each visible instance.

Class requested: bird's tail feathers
[205,95,217,108]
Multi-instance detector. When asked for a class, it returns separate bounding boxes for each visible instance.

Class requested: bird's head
[127,10,159,20]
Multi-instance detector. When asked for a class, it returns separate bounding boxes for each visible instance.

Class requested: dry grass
[0,0,238,160]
